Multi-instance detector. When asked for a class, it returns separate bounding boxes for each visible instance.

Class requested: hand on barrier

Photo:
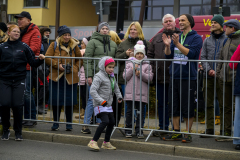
[101,101,107,107]
[39,54,45,60]
[208,70,216,77]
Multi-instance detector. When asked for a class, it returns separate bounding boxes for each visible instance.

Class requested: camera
[62,64,72,74]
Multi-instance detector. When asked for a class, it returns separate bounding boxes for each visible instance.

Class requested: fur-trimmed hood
[55,37,79,55]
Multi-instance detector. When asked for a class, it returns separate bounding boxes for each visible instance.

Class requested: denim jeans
[157,83,169,130]
[234,96,240,145]
[84,86,101,124]
[24,71,36,119]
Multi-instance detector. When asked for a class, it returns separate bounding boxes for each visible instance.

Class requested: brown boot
[80,108,85,119]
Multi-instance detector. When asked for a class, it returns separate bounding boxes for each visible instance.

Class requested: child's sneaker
[182,134,192,143]
[101,141,116,150]
[88,140,100,150]
[162,132,182,141]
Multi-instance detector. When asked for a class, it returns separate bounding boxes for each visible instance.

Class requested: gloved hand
[101,101,107,107]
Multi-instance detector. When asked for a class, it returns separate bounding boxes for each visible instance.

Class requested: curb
[9,130,240,160]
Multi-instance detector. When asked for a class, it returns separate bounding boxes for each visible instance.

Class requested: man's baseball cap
[14,11,32,21]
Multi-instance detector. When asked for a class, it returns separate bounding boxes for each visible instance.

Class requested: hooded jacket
[116,37,150,84]
[216,30,240,82]
[0,39,43,81]
[123,57,153,103]
[165,30,203,80]
[83,32,118,78]
[147,28,181,84]
[20,23,42,70]
[90,56,122,107]
[201,32,227,78]
[45,37,82,85]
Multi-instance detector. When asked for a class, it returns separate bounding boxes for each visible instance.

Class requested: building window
[109,0,240,21]
[24,0,48,8]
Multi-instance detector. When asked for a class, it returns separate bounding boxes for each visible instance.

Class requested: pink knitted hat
[105,57,115,67]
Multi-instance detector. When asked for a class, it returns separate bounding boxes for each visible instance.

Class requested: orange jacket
[21,23,41,70]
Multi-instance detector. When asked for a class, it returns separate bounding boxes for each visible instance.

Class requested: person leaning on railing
[0,25,45,141]
[45,25,82,131]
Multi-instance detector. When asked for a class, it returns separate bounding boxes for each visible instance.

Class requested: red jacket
[21,23,41,70]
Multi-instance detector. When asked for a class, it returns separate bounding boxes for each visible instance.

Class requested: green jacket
[115,37,150,84]
[216,30,240,82]
[83,32,118,77]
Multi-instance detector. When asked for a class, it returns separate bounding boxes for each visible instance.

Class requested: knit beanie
[0,22,7,33]
[98,22,110,32]
[118,33,125,40]
[105,57,115,67]
[82,38,89,46]
[57,25,71,37]
[211,15,224,27]
[182,14,195,28]
[134,40,146,56]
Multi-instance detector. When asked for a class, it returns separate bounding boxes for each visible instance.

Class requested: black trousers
[80,85,87,110]
[0,79,25,134]
[125,101,145,135]
[112,93,123,126]
[93,112,115,142]
[34,80,49,109]
[52,105,72,123]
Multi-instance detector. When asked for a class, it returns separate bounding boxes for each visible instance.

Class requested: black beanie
[0,22,7,33]
[182,14,195,28]
[57,25,71,37]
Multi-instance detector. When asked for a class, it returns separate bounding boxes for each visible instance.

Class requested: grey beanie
[98,22,110,32]
[223,19,240,30]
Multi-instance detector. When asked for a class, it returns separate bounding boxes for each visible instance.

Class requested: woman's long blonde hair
[109,30,122,45]
[124,22,145,40]
[59,35,74,48]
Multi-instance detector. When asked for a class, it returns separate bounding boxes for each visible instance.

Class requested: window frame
[23,0,48,9]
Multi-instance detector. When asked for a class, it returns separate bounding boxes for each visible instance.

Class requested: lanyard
[180,30,192,45]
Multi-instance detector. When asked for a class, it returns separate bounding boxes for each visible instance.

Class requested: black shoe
[22,120,27,125]
[15,133,23,141]
[162,132,182,141]
[199,129,214,138]
[66,124,72,131]
[23,121,37,128]
[235,144,240,150]
[137,133,144,139]
[1,130,10,140]
[81,127,91,134]
[125,133,132,138]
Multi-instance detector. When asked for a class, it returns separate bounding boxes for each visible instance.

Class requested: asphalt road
[0,139,204,160]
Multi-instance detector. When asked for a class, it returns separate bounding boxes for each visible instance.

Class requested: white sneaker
[101,142,116,150]
[88,140,100,150]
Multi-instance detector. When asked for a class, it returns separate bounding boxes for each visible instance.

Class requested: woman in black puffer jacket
[0,25,45,141]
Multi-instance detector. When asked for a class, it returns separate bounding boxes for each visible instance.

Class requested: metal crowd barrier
[23,57,240,142]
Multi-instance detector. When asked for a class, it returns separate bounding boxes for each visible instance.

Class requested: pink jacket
[123,58,153,103]
[229,44,240,70]
[78,49,86,85]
